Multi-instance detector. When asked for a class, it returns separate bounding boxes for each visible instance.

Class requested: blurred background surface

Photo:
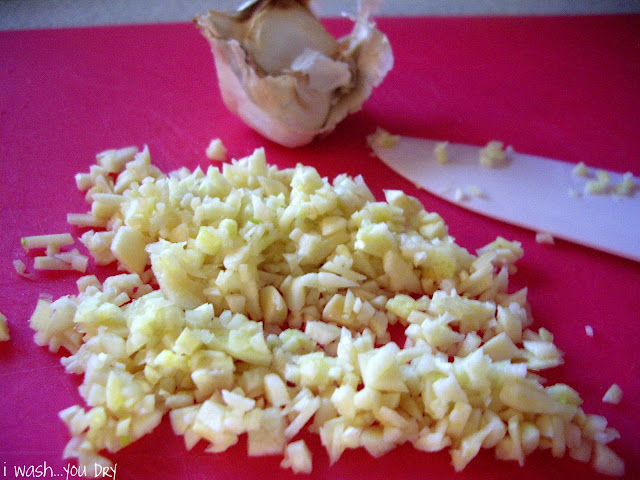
[1,0,639,30]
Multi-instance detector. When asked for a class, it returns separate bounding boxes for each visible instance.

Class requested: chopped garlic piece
[67,213,108,228]
[585,325,594,337]
[304,320,341,345]
[33,256,72,271]
[281,440,312,474]
[453,187,466,202]
[434,141,449,164]
[535,232,555,245]
[54,249,89,273]
[453,185,485,202]
[367,127,400,149]
[467,185,485,198]
[27,248,88,273]
[584,170,611,195]
[572,161,589,177]
[0,312,9,341]
[21,233,74,252]
[13,259,33,278]
[575,167,636,198]
[593,442,625,476]
[96,146,138,174]
[205,138,227,161]
[615,172,636,196]
[602,384,623,404]
[479,140,506,168]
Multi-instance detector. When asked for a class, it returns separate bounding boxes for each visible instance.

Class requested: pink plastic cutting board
[1,15,639,480]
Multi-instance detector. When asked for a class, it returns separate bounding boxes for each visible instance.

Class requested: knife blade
[370,135,640,262]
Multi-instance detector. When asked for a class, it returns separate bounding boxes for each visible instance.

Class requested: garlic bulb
[195,0,393,147]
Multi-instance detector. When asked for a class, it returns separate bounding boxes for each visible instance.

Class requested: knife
[370,135,640,262]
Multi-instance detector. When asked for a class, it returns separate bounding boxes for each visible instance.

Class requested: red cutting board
[1,15,639,480]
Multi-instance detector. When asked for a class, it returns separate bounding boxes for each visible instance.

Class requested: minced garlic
[434,141,450,164]
[23,143,625,478]
[602,384,623,405]
[479,140,507,168]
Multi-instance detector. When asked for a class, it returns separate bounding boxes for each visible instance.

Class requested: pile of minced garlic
[24,144,624,476]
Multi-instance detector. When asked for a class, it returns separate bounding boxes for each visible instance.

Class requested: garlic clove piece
[244,2,340,76]
[195,0,393,147]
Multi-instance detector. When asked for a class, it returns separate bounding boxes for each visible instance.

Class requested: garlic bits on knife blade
[195,0,393,147]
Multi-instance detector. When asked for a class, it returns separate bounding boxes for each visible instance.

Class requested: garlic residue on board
[195,0,393,147]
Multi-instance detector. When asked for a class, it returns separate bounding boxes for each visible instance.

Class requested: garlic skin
[195,0,393,147]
